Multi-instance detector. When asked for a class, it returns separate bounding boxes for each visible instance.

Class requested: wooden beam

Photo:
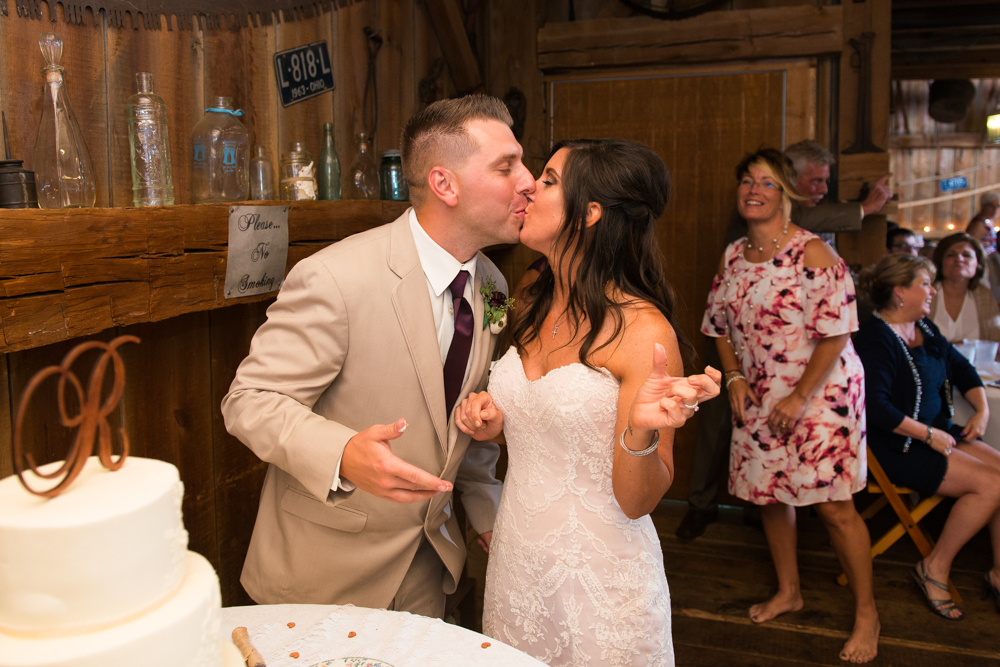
[0,201,410,354]
[892,48,1000,80]
[889,133,996,150]
[424,0,483,94]
[536,4,843,71]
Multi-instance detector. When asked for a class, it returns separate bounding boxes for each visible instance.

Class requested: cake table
[220,604,546,667]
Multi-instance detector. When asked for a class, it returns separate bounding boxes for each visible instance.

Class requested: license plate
[273,41,335,107]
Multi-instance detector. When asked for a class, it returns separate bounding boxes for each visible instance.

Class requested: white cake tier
[0,551,223,667]
[0,457,188,635]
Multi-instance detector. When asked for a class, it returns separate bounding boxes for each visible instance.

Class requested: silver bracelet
[926,425,933,444]
[725,373,747,390]
[620,427,660,456]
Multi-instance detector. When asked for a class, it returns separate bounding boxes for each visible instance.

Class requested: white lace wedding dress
[483,347,674,667]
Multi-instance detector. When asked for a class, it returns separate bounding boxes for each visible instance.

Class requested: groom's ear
[427,166,460,208]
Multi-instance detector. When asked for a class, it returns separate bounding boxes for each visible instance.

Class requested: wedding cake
[0,456,244,667]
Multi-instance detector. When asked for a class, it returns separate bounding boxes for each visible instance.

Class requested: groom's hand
[341,418,452,503]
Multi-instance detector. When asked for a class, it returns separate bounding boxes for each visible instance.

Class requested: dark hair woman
[455,138,721,666]
[928,233,1000,345]
[701,148,879,663]
[855,253,1000,620]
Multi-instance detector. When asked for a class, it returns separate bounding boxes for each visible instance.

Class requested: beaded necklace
[872,310,932,453]
[726,222,791,358]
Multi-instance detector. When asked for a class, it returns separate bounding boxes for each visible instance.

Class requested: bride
[456,139,720,666]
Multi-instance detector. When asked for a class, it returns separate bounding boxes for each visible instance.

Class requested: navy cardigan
[854,316,983,453]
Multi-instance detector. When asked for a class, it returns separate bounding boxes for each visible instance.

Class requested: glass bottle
[126,72,173,207]
[317,123,341,201]
[379,150,409,201]
[250,146,274,200]
[346,132,379,200]
[279,142,316,201]
[190,96,249,203]
[33,32,96,209]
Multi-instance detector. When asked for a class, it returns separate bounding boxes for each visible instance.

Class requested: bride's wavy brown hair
[511,138,690,368]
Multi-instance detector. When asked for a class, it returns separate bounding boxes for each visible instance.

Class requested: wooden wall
[890,79,1000,233]
[0,0,461,607]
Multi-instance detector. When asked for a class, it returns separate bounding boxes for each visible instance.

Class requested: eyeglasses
[891,243,922,251]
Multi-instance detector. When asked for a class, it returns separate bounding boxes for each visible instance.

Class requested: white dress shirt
[330,209,479,491]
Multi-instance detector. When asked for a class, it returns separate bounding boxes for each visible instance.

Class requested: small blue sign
[941,176,969,192]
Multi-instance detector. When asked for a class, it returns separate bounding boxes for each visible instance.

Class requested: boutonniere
[480,276,515,334]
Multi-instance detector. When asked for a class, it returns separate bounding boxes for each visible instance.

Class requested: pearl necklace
[726,222,791,358]
[873,310,928,453]
[743,220,790,262]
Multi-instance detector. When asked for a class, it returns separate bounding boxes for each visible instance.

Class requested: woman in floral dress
[701,149,879,664]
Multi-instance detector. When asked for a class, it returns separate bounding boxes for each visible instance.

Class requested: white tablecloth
[220,604,545,667]
[953,384,1000,451]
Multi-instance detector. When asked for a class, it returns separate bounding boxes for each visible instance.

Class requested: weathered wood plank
[0,201,404,354]
[208,301,272,606]
[118,313,220,574]
[537,5,843,71]
[424,0,483,94]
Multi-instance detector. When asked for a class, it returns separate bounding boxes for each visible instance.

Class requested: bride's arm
[609,308,720,520]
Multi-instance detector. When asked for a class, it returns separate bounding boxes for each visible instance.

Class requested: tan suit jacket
[222,211,504,607]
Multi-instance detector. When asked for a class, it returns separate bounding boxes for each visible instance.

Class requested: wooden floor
[466,498,999,666]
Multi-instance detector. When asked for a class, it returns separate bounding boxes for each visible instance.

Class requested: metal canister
[379,150,409,202]
[0,160,38,208]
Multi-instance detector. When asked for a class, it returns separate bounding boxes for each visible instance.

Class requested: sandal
[911,561,963,620]
[983,573,1000,614]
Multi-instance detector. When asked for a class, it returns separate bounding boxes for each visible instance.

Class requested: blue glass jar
[379,150,409,202]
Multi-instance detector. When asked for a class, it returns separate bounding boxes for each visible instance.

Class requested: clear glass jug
[191,97,249,203]
[126,72,173,207]
[33,32,96,209]
[347,132,379,200]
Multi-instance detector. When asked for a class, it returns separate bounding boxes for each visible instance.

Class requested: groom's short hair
[401,95,513,206]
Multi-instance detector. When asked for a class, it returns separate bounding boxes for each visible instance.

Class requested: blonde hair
[857,253,936,311]
[735,148,807,222]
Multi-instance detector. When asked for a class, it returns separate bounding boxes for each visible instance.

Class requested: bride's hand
[455,391,504,442]
[629,344,719,432]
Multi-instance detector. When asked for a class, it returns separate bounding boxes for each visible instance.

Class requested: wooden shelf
[0,200,410,354]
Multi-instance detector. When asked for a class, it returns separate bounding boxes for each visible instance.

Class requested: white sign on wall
[225,205,290,299]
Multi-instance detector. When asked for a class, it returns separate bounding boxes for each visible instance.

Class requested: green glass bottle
[317,122,342,201]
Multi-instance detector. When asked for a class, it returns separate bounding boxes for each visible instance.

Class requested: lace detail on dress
[483,348,673,667]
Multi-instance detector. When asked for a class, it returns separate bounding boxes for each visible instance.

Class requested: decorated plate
[308,660,394,667]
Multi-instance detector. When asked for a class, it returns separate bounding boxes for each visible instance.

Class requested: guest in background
[966,190,1000,255]
[676,141,890,541]
[929,233,1000,345]
[702,149,878,663]
[855,253,1000,620]
[919,240,937,261]
[887,227,922,256]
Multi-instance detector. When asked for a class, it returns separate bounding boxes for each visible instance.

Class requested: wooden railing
[0,200,409,354]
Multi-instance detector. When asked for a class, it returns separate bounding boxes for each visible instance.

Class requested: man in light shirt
[223,96,534,617]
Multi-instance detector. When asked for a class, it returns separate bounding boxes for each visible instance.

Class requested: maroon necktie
[444,270,474,415]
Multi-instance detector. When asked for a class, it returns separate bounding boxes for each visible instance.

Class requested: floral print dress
[700,229,867,506]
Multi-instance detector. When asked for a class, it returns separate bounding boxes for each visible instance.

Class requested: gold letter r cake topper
[12,335,139,498]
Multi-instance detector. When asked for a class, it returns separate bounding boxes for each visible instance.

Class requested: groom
[222,95,535,618]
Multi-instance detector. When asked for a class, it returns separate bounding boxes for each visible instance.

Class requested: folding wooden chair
[838,449,961,603]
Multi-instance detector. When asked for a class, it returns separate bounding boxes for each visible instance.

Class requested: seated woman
[855,254,1000,620]
[929,233,1000,345]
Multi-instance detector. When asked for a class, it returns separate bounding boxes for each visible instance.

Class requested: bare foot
[748,590,803,623]
[839,612,879,663]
